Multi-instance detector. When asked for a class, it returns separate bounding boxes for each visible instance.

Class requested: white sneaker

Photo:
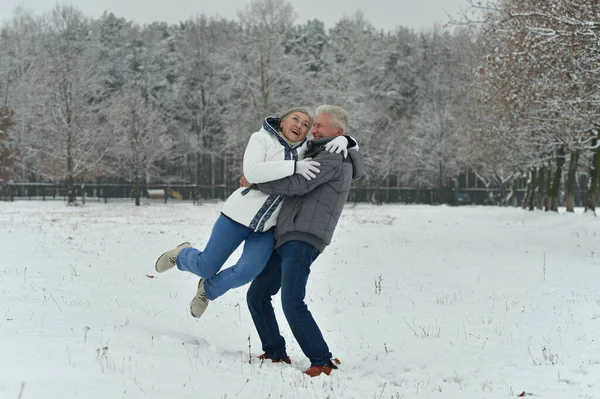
[190,278,209,318]
[155,242,191,272]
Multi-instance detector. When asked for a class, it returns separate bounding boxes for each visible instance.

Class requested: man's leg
[203,229,274,300]
[279,241,333,366]
[176,214,250,277]
[246,250,287,359]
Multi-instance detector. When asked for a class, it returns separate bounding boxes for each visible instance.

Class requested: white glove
[295,158,321,180]
[324,136,348,158]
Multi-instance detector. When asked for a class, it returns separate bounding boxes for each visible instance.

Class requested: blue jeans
[176,214,274,300]
[246,240,332,366]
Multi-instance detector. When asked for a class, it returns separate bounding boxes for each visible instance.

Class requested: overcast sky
[0,0,467,32]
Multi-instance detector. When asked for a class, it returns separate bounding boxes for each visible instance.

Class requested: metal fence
[0,182,589,207]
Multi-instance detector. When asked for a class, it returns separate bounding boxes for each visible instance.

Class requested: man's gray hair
[315,105,348,133]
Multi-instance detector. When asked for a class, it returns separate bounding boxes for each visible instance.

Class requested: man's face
[311,114,342,139]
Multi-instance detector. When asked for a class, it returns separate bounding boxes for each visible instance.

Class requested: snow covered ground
[1,200,599,399]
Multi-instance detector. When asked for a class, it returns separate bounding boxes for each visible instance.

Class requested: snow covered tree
[0,6,39,103]
[0,8,45,181]
[33,5,108,203]
[12,2,595,207]
[458,0,600,210]
[234,0,298,119]
[106,88,170,205]
[284,19,329,83]
[585,129,600,214]
[449,26,531,204]
[363,27,421,191]
[94,12,136,95]
[174,17,233,191]
[0,107,16,181]
[319,13,398,197]
[409,28,461,191]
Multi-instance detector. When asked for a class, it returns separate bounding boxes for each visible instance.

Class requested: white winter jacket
[221,117,307,232]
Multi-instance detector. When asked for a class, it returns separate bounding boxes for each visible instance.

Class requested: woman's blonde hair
[279,107,314,131]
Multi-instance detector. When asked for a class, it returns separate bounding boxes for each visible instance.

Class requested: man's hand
[295,158,321,180]
[325,136,349,158]
[239,174,252,188]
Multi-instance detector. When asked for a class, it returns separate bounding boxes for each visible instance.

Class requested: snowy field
[1,200,599,399]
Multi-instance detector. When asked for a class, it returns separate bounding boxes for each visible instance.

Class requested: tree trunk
[524,168,536,210]
[548,146,565,212]
[522,171,529,209]
[133,178,141,207]
[66,174,76,204]
[510,179,518,207]
[210,153,215,199]
[542,167,551,210]
[536,166,545,210]
[565,149,580,212]
[585,138,599,213]
[66,128,76,204]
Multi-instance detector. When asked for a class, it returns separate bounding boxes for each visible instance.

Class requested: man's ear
[334,128,344,137]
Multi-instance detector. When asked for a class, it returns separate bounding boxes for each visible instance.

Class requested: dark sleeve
[344,135,358,148]
[256,153,343,196]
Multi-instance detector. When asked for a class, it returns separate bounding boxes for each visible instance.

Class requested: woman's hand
[325,136,349,158]
[295,158,321,180]
[239,174,252,188]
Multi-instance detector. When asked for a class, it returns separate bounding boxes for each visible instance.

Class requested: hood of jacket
[306,137,365,180]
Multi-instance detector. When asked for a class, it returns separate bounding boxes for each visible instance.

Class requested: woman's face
[279,112,311,142]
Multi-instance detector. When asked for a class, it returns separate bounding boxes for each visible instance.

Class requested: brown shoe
[257,353,291,364]
[303,358,341,377]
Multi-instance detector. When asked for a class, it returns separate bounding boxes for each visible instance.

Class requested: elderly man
[245,105,365,377]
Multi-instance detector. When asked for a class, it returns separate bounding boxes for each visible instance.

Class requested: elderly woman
[155,107,350,318]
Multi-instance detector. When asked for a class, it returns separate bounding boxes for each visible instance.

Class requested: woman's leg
[203,228,274,300]
[176,214,251,278]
